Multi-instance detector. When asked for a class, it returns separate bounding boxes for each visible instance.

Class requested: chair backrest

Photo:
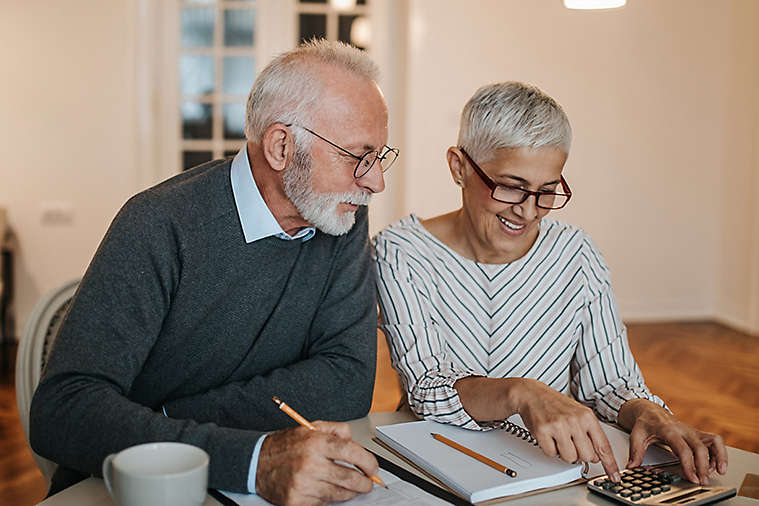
[16,278,80,484]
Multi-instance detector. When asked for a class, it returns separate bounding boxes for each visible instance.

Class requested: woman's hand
[618,399,728,485]
[513,379,621,481]
[455,376,621,481]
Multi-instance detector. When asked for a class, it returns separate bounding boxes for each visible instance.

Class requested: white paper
[376,415,584,503]
[218,468,450,505]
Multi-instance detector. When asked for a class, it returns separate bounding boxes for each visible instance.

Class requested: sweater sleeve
[373,229,483,430]
[570,235,667,423]
[30,193,260,493]
[163,205,377,426]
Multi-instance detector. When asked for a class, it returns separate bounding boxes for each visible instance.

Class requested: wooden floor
[2,321,757,505]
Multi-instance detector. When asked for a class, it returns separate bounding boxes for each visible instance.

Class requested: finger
[684,433,711,485]
[323,461,375,494]
[322,436,380,479]
[533,427,559,459]
[305,479,361,505]
[312,420,353,440]
[668,437,698,484]
[625,423,650,469]
[704,433,728,475]
[586,424,620,481]
[553,428,579,465]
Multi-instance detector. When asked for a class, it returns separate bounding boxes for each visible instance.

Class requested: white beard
[282,146,372,236]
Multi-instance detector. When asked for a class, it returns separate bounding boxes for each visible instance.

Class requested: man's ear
[447,146,466,188]
[261,123,294,172]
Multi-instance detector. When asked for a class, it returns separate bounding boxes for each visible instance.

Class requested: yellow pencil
[432,432,517,477]
[272,396,388,489]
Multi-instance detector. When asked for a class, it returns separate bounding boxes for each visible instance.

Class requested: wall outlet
[40,202,75,226]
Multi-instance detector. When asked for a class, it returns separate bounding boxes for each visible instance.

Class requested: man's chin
[313,209,356,236]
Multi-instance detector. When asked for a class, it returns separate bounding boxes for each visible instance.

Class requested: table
[40,411,759,505]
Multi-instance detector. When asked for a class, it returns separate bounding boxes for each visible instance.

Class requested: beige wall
[1,0,757,338]
[378,0,759,332]
[0,0,141,336]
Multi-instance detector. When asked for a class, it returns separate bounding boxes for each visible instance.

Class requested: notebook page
[219,468,450,506]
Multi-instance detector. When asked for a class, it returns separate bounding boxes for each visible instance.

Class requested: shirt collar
[230,145,315,243]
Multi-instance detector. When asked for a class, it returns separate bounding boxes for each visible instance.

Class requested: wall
[390,0,759,330]
[1,0,757,338]
[0,0,141,337]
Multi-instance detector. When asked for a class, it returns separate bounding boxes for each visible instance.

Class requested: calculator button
[611,485,623,493]
[631,486,642,492]
[640,491,651,498]
[593,479,605,486]
[661,485,671,492]
[650,480,662,486]
[632,480,643,485]
[669,474,681,484]
[641,483,652,490]
[602,481,615,490]
[650,487,662,494]
[630,493,642,501]
[620,489,632,497]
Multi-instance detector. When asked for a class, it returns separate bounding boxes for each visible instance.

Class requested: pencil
[431,432,517,478]
[272,396,388,489]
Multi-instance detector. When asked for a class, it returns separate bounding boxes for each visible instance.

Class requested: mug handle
[102,453,116,496]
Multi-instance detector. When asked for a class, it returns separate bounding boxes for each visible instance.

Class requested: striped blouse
[372,214,665,430]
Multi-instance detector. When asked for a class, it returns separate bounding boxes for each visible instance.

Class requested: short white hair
[244,38,380,143]
[457,82,572,162]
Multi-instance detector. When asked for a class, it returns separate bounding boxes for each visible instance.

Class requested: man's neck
[246,142,310,236]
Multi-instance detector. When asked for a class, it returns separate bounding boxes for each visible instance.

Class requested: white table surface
[40,411,759,505]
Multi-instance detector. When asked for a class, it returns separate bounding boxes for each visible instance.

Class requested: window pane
[182,102,213,139]
[180,54,214,96]
[338,15,358,45]
[299,14,327,43]
[224,9,255,46]
[183,151,213,171]
[223,103,246,139]
[223,56,255,95]
[181,7,215,48]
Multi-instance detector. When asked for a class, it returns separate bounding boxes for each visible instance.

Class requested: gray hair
[244,38,380,145]
[457,82,572,162]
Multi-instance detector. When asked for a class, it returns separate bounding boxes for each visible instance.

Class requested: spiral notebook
[375,415,677,504]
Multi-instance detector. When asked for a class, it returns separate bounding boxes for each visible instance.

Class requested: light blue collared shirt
[230,145,315,244]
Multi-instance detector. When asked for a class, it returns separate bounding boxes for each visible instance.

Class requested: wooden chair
[15,279,80,484]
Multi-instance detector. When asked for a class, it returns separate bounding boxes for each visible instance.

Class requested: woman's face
[456,145,568,263]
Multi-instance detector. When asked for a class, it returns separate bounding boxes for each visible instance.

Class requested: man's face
[283,69,388,236]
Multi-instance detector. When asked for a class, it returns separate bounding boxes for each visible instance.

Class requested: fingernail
[613,472,621,483]
[719,462,727,474]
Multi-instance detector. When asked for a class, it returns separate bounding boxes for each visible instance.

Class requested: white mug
[102,442,209,506]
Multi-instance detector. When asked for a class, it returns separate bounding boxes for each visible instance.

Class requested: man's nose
[356,161,386,194]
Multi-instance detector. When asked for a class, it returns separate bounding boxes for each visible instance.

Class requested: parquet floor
[1,322,757,505]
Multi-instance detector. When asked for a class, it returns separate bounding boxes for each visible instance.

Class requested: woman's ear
[447,147,466,187]
[261,123,293,172]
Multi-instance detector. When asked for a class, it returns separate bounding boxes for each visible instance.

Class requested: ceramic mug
[102,442,209,506]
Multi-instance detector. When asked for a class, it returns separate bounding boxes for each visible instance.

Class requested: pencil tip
[272,396,281,405]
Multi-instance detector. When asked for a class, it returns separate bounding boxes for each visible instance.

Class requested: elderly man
[30,39,397,505]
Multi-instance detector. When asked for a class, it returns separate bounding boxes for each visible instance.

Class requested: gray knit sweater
[30,159,377,493]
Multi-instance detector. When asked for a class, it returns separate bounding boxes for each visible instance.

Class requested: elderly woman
[373,82,726,485]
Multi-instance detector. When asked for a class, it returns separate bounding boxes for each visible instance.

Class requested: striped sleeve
[373,230,483,429]
[571,234,668,423]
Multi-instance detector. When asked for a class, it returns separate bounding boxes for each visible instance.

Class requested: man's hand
[514,379,621,481]
[255,421,379,505]
[619,399,728,485]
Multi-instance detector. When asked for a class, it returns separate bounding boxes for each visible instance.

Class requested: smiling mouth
[497,214,525,231]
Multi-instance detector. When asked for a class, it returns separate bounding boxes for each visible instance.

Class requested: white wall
[1,0,757,338]
[0,0,141,337]
[377,0,759,332]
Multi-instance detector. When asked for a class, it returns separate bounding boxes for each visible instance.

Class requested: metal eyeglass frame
[286,123,399,179]
[459,147,572,210]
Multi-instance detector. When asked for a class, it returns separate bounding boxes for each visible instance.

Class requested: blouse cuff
[409,369,484,430]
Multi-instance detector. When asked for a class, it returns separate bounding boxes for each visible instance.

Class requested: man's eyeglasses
[287,124,399,179]
[459,148,572,210]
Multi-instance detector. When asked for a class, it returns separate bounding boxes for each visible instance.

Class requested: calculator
[587,466,736,505]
